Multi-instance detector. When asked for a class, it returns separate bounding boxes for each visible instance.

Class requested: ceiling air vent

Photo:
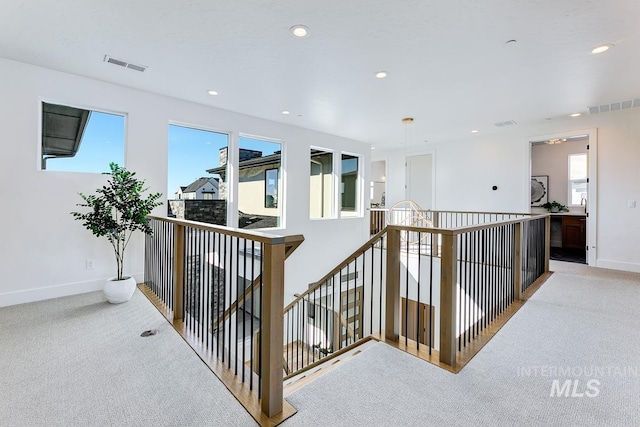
[588,99,640,114]
[494,120,517,127]
[103,55,148,72]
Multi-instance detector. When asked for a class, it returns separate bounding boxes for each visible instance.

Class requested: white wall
[0,57,370,306]
[375,109,640,273]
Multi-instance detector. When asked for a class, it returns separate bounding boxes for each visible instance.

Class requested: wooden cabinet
[562,216,586,249]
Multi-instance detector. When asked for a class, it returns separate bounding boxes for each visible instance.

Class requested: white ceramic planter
[104,276,137,304]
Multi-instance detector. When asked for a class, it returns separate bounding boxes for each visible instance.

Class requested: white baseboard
[596,260,640,274]
[0,272,144,308]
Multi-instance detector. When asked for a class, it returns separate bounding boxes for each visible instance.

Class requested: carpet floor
[283,265,640,426]
[0,290,256,426]
[3,262,639,426]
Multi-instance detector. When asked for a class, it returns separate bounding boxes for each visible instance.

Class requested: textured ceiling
[1,0,639,148]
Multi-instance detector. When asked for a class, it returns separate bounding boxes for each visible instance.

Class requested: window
[568,153,587,205]
[238,136,282,229]
[265,168,278,208]
[341,153,360,216]
[41,102,124,172]
[167,124,229,225]
[310,149,334,219]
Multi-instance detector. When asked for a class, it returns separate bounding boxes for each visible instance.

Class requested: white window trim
[310,146,336,220]
[38,97,128,173]
[339,151,363,219]
[568,153,588,206]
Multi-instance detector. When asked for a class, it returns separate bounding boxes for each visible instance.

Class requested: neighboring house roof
[183,177,218,193]
[238,211,278,229]
[207,153,281,178]
[206,150,334,177]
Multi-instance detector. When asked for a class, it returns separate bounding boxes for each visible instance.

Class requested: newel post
[385,227,401,341]
[173,223,185,322]
[261,238,286,417]
[439,233,457,367]
[513,222,522,301]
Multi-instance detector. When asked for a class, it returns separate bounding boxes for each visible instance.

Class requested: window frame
[567,153,588,206]
[264,167,279,209]
[167,121,231,224]
[237,133,285,229]
[38,98,127,173]
[309,146,336,220]
[339,152,362,218]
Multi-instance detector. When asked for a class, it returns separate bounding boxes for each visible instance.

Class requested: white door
[406,154,433,210]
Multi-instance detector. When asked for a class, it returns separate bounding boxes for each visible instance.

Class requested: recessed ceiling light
[371,146,376,150]
[290,25,309,38]
[471,129,479,133]
[591,44,613,54]
[375,71,388,79]
[207,90,218,96]
[282,110,290,115]
[570,113,581,117]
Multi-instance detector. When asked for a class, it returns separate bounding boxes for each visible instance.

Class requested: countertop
[549,212,587,217]
[531,208,587,217]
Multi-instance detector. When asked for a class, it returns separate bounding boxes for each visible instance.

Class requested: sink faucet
[581,197,587,213]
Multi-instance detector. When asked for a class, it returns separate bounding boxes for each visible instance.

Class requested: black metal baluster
[216,232,221,358]
[235,236,239,376]
[339,268,343,349]
[417,233,421,350]
[379,235,383,333]
[242,238,247,382]
[205,231,210,350]
[404,234,409,346]
[258,244,263,398]
[224,235,230,366]
[346,262,350,348]
[250,240,255,389]
[370,243,374,336]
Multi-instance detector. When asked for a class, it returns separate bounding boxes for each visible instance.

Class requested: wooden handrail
[280,210,551,377]
[426,209,538,216]
[148,215,285,244]
[283,228,387,312]
[387,214,548,236]
[143,216,299,423]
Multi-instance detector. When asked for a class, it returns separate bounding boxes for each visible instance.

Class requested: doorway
[529,130,597,266]
[401,298,435,346]
[406,154,434,210]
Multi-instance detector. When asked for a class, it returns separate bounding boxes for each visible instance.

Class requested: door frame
[526,128,598,266]
[404,149,437,210]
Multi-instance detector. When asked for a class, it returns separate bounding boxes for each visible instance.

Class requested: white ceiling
[2,0,639,149]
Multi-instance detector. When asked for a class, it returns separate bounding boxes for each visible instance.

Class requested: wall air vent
[588,99,640,114]
[103,55,148,72]
[494,120,517,127]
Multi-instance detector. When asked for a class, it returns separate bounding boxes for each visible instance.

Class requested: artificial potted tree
[72,163,162,303]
